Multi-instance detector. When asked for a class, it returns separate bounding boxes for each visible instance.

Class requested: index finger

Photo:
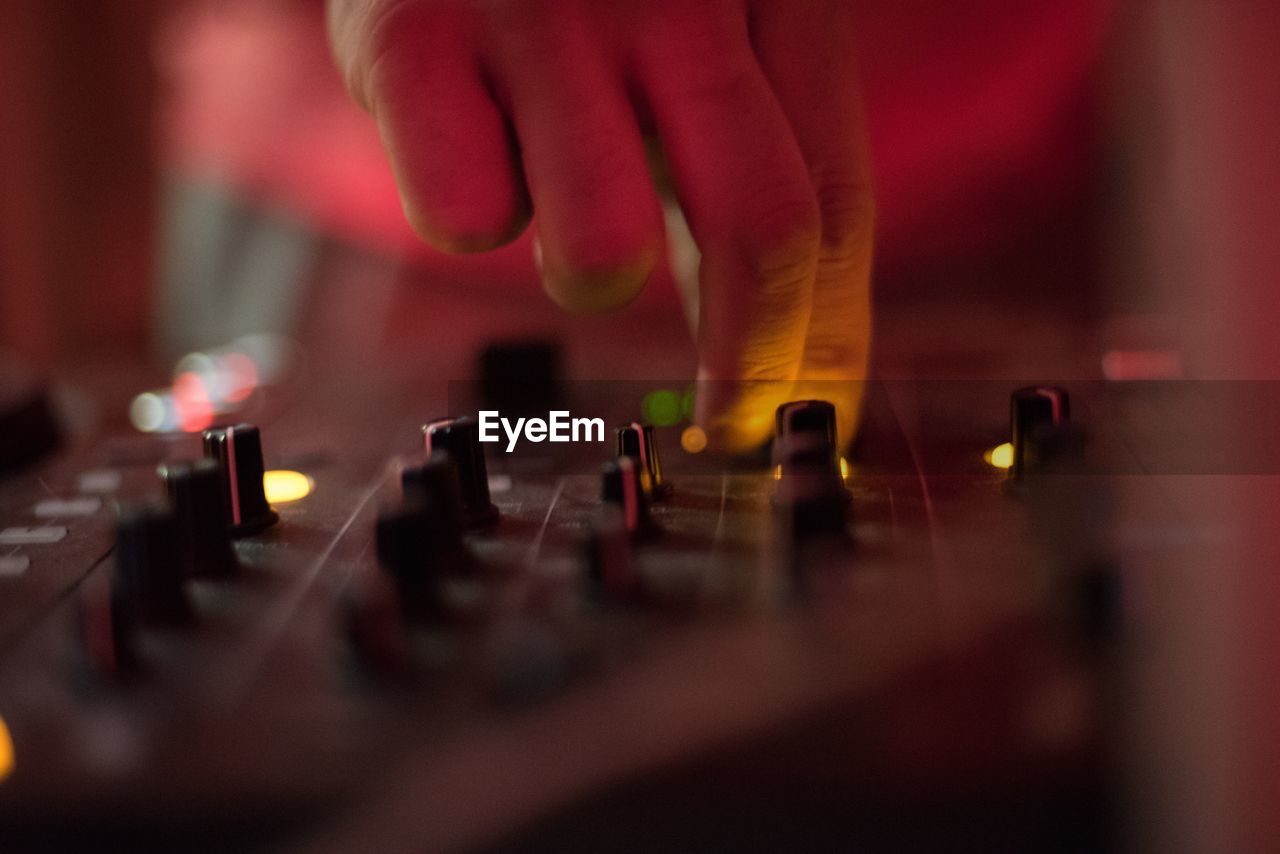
[630,2,821,453]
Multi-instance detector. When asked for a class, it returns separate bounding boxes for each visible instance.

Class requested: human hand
[328,0,873,451]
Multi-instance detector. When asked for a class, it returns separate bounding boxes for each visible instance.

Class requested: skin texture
[327,0,873,452]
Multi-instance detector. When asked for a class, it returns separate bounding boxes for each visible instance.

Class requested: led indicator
[642,389,683,427]
[984,442,1015,470]
[263,470,314,505]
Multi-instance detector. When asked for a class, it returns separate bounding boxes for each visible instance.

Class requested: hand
[328,0,873,451]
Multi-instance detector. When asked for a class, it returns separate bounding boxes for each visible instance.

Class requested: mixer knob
[399,454,465,532]
[584,506,639,603]
[616,423,670,500]
[74,572,139,681]
[423,417,499,527]
[601,457,657,539]
[113,503,191,626]
[774,434,851,541]
[0,356,61,475]
[376,493,476,621]
[773,400,840,475]
[1010,386,1071,479]
[341,576,409,677]
[201,424,279,536]
[158,459,238,578]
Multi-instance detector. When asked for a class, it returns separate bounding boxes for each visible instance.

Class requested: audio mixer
[0,300,1146,852]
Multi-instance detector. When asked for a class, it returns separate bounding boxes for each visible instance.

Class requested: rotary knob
[584,506,639,603]
[772,400,850,543]
[423,417,499,527]
[616,423,670,500]
[399,454,465,532]
[0,356,61,474]
[158,459,238,578]
[202,424,279,536]
[601,457,657,539]
[773,400,840,476]
[1010,386,1071,479]
[376,492,477,622]
[113,503,190,626]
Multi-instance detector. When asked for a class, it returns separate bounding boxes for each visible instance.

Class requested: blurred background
[2,1,1279,850]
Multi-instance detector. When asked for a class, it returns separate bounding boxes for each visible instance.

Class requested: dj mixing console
[0,300,1148,852]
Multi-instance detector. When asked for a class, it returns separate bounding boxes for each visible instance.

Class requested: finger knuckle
[737,192,821,288]
[814,177,875,261]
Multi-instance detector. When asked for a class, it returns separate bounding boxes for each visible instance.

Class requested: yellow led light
[984,442,1015,470]
[680,425,708,454]
[263,470,314,505]
[839,457,850,480]
[773,464,783,481]
[0,715,14,782]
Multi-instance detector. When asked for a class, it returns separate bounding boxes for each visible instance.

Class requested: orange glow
[0,715,14,781]
[680,425,708,454]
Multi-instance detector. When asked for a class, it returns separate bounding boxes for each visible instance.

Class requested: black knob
[0,356,61,474]
[158,459,238,578]
[114,503,190,626]
[616,423,670,500]
[423,417,499,527]
[584,506,639,603]
[74,572,140,681]
[1010,386,1070,479]
[399,453,465,532]
[376,493,476,621]
[774,433,850,541]
[773,400,840,475]
[202,424,279,536]
[601,457,657,539]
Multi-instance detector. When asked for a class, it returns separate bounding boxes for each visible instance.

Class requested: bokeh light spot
[642,389,683,427]
[680,425,708,454]
[264,470,314,505]
[984,442,1015,470]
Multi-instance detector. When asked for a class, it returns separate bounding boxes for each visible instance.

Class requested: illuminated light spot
[129,392,173,433]
[984,442,1015,470]
[681,387,696,420]
[773,465,783,481]
[218,352,259,403]
[173,351,216,382]
[0,715,14,781]
[263,470,314,504]
[840,457,850,480]
[172,372,214,433]
[641,390,682,427]
[680,425,707,454]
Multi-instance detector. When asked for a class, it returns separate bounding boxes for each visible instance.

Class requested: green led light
[681,386,696,420]
[642,389,682,427]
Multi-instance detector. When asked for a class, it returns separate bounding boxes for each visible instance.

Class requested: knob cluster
[84,422,284,677]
